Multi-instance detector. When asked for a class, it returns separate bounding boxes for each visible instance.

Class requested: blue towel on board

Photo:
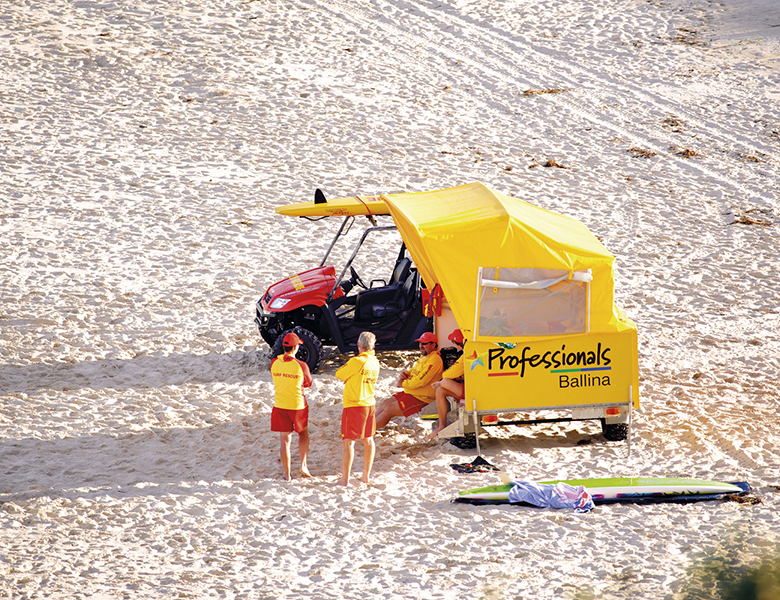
[507,480,594,513]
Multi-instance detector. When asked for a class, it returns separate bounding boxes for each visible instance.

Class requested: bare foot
[336,477,350,486]
[300,468,312,478]
[360,476,370,485]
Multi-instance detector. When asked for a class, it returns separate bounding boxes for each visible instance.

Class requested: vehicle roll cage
[321,215,404,302]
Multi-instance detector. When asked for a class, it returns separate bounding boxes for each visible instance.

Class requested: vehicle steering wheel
[350,266,367,290]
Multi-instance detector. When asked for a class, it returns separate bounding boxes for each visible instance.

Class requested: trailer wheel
[601,419,629,442]
[449,433,477,450]
[272,327,324,374]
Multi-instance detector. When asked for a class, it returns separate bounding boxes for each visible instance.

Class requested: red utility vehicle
[254,190,431,372]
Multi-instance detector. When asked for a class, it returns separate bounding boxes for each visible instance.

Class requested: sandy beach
[1,0,779,598]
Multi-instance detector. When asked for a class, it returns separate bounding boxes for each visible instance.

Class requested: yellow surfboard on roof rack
[275,190,390,218]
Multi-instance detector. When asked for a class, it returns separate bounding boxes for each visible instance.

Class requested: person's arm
[297,360,313,387]
[396,369,410,387]
[442,355,464,380]
[402,355,442,391]
[335,357,358,382]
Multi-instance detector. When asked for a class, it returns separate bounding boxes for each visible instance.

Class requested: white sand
[1,0,778,597]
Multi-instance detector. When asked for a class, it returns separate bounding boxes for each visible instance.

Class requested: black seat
[354,258,412,320]
[388,258,412,286]
[372,271,419,318]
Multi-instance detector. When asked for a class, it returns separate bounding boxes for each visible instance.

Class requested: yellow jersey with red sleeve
[335,350,380,408]
[402,351,443,403]
[442,354,464,382]
[270,354,312,410]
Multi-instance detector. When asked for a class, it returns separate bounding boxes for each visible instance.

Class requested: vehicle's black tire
[449,433,477,450]
[272,326,324,374]
[601,419,629,442]
[258,313,286,348]
[260,327,278,348]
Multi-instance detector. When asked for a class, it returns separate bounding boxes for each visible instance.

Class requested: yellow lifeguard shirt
[442,354,464,381]
[270,354,312,410]
[402,351,443,403]
[335,350,380,408]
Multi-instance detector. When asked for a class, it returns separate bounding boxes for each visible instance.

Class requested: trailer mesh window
[477,267,591,337]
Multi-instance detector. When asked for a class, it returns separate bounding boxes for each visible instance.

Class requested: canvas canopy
[381,182,635,342]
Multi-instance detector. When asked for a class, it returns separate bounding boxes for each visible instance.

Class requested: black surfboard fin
[314,189,327,205]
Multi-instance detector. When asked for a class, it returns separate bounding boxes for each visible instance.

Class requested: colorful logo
[470,343,612,379]
[467,350,489,371]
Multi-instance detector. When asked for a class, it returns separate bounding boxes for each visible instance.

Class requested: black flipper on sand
[450,455,499,474]
[450,400,498,473]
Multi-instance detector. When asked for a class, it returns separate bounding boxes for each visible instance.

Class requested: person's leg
[375,400,403,429]
[440,379,464,397]
[361,437,375,484]
[298,427,311,477]
[339,439,355,486]
[427,387,452,441]
[279,431,293,481]
[376,396,396,414]
[427,380,464,440]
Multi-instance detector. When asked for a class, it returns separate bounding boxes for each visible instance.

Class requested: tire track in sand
[311,0,779,209]
[401,0,780,165]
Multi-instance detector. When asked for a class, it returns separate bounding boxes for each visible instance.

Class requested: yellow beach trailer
[382,182,639,444]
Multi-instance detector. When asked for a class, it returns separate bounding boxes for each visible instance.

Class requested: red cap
[283,332,303,346]
[415,332,438,344]
[448,329,464,345]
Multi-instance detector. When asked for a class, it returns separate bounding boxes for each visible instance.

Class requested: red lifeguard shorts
[394,392,429,417]
[341,405,376,440]
[271,405,309,433]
